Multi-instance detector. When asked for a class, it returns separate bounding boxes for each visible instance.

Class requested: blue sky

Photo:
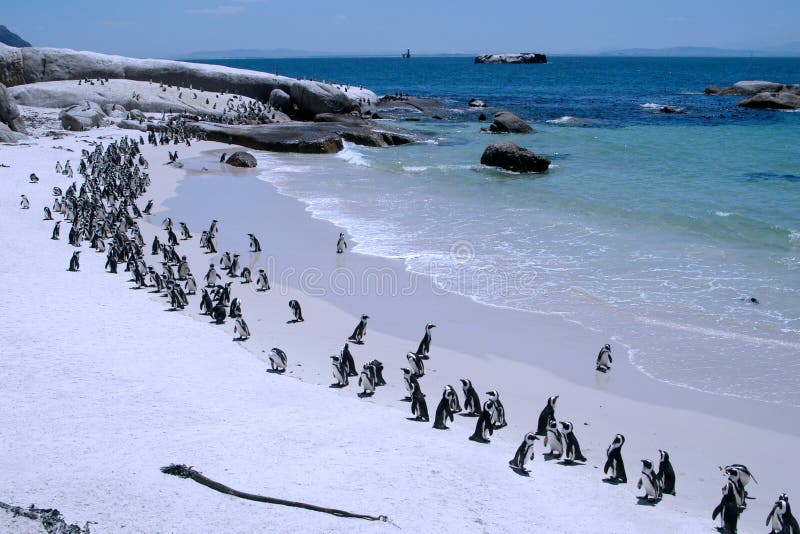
[5,0,800,57]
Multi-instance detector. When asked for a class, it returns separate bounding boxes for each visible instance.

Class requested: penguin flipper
[712,501,723,520]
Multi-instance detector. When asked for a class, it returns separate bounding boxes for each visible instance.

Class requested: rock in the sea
[738,91,800,110]
[488,111,533,133]
[478,112,487,121]
[269,88,292,114]
[0,121,26,142]
[480,141,550,173]
[0,81,26,133]
[475,53,547,64]
[469,98,487,107]
[225,151,257,168]
[59,100,106,131]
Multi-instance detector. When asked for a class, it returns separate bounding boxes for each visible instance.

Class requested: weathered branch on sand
[0,501,85,533]
[160,464,388,522]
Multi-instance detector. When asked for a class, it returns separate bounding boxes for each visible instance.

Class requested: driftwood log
[0,501,85,533]
[160,464,387,522]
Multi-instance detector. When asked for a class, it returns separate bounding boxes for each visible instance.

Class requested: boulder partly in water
[480,141,550,173]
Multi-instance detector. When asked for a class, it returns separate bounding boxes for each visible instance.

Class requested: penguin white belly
[640,476,658,498]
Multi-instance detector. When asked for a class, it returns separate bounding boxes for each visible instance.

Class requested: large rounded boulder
[269,88,292,114]
[480,141,550,173]
[738,91,800,110]
[0,81,26,133]
[488,111,533,133]
[225,151,257,168]
[59,100,106,131]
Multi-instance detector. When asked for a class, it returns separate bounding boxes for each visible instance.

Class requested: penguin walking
[358,363,375,397]
[288,299,304,322]
[20,195,30,209]
[509,432,540,474]
[330,355,349,387]
[348,314,369,344]
[336,232,347,253]
[603,434,627,483]
[468,400,495,444]
[432,387,454,429]
[713,472,742,533]
[596,343,612,373]
[657,449,676,496]
[460,378,481,416]
[544,419,565,459]
[256,268,270,291]
[248,233,262,252]
[560,422,587,463]
[410,381,429,421]
[51,221,61,240]
[536,395,558,435]
[341,342,357,377]
[406,351,425,377]
[416,323,435,359]
[486,390,507,428]
[68,251,81,272]
[637,459,663,503]
[766,493,800,534]
[268,348,287,373]
[234,317,250,341]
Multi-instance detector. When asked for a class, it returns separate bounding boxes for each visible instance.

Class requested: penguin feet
[469,435,490,444]
[432,424,448,430]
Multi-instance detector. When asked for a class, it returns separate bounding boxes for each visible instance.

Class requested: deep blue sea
[195,56,800,406]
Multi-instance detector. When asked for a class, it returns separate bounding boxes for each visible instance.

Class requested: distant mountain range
[598,43,800,57]
[0,25,31,47]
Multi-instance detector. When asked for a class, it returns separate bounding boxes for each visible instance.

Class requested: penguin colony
[20,127,795,534]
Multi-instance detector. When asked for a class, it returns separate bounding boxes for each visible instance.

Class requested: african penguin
[348,314,369,344]
[509,432,539,474]
[460,379,481,416]
[536,395,558,435]
[432,387,455,429]
[604,434,627,483]
[268,348,287,373]
[637,459,662,502]
[468,400,495,444]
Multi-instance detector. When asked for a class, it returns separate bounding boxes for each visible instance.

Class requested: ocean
[191,56,800,406]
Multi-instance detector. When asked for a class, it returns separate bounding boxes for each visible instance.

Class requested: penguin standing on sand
[151,235,161,256]
[486,390,507,428]
[248,233,262,252]
[228,253,240,277]
[509,433,540,474]
[234,317,250,341]
[724,464,757,508]
[200,289,213,315]
[268,348,287,373]
[211,302,227,324]
[536,395,558,435]
[341,342,357,377]
[330,355,349,387]
[410,381,429,421]
[638,459,662,502]
[416,323,435,358]
[604,434,627,483]
[179,222,192,240]
[544,419,565,458]
[560,422,587,463]
[358,363,375,396]
[445,384,462,413]
[460,379,481,415]
[469,400,495,444]
[185,273,198,295]
[205,264,218,287]
[766,493,800,534]
[713,470,743,533]
[240,267,252,284]
[596,343,613,373]
[288,299,304,322]
[406,351,425,377]
[68,251,81,272]
[143,199,154,215]
[348,314,369,344]
[43,206,53,220]
[336,232,347,253]
[20,195,30,209]
[401,368,419,401]
[433,387,455,429]
[51,221,61,240]
[657,449,676,496]
[369,359,386,386]
[256,268,270,291]
[229,297,242,318]
[220,251,232,271]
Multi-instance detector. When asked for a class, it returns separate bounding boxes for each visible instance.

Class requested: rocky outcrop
[0,121,26,142]
[705,80,788,96]
[738,91,800,110]
[225,151,257,167]
[704,80,800,110]
[480,142,550,173]
[475,53,547,64]
[0,43,375,118]
[0,45,25,88]
[0,81,25,132]
[488,111,533,133]
[269,88,292,113]
[59,100,106,131]
[469,98,487,107]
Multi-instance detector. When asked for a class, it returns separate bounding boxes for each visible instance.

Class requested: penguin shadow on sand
[602,477,623,486]
[636,497,660,507]
[357,391,375,399]
[510,466,531,477]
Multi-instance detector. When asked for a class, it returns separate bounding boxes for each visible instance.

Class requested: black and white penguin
[330,355,349,387]
[43,206,53,220]
[544,419,565,458]
[536,395,558,435]
[637,459,662,502]
[766,493,800,534]
[288,299,304,322]
[143,199,154,215]
[560,422,587,463]
[406,351,425,377]
[336,232,347,253]
[234,317,250,341]
[445,384,462,413]
[67,251,81,272]
[256,268,270,291]
[185,273,198,295]
[401,368,419,401]
[348,314,369,344]
[369,359,386,386]
[179,222,192,240]
[268,347,287,373]
[240,267,252,284]
[410,381,429,421]
[211,302,227,324]
[248,233,262,252]
[220,251,232,271]
[220,153,227,163]
[509,432,540,474]
[228,254,240,277]
[713,473,742,533]
[229,297,242,318]
[20,195,30,209]
[604,434,627,483]
[52,186,62,197]
[468,400,495,444]
[29,173,39,183]
[596,343,612,373]
[432,387,454,429]
[341,342,357,377]
[724,464,756,508]
[204,264,218,287]
[657,449,676,496]
[51,221,61,240]
[460,379,481,416]
[200,288,213,315]
[151,235,161,256]
[485,390,507,428]
[358,363,375,396]
[162,217,173,231]
[416,323,435,359]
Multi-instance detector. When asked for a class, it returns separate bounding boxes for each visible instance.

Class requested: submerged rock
[475,53,547,64]
[225,151,257,168]
[469,98,487,107]
[480,141,550,173]
[488,111,533,133]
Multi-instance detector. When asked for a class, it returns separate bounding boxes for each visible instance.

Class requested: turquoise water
[198,57,800,406]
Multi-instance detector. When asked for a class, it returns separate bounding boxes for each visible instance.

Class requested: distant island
[475,53,547,64]
[0,25,31,47]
